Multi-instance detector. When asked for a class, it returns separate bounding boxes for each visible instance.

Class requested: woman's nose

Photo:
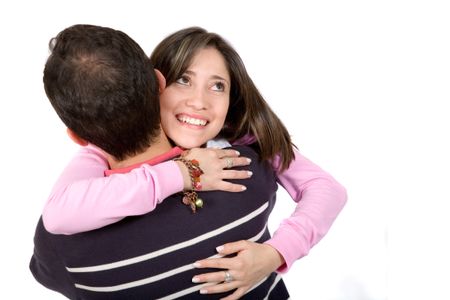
[185,88,207,110]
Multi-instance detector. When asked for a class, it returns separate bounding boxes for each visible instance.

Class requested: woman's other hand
[192,240,285,299]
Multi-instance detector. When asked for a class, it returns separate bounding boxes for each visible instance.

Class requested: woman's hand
[177,148,252,192]
[191,241,285,300]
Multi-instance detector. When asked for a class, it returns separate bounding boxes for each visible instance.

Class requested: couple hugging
[30,24,346,299]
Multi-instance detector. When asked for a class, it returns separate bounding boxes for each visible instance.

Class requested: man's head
[44,24,164,161]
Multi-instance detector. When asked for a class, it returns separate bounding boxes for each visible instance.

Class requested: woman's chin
[173,138,210,150]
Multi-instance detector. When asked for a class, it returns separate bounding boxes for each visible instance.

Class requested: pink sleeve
[264,148,347,273]
[42,145,183,235]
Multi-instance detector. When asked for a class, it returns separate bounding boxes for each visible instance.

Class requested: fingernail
[193,262,201,268]
[235,151,240,155]
[246,158,251,163]
[192,277,200,283]
[241,186,247,191]
[216,245,224,252]
[247,171,253,177]
[200,289,208,294]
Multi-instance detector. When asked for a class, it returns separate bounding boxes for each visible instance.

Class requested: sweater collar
[105,146,184,176]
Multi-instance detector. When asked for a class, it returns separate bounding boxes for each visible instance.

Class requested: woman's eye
[176,76,190,85]
[212,81,225,91]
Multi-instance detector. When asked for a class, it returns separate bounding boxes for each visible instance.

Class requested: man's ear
[66,128,88,146]
[154,69,166,94]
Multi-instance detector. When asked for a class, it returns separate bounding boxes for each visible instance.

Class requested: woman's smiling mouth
[176,114,208,126]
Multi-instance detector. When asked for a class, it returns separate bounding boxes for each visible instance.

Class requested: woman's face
[160,47,230,149]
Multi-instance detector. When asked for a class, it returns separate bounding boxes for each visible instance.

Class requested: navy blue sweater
[30,146,290,299]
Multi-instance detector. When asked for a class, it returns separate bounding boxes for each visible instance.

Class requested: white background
[1,1,449,299]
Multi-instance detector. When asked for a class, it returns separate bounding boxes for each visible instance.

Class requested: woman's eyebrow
[184,70,229,84]
[210,75,229,84]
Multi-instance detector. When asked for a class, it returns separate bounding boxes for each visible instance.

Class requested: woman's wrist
[174,160,192,190]
[263,243,286,272]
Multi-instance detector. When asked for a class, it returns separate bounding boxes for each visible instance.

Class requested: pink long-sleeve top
[43,144,346,272]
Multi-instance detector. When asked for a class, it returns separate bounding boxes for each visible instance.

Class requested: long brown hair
[150,27,294,170]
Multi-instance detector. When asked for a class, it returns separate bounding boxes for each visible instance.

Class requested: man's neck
[108,133,173,170]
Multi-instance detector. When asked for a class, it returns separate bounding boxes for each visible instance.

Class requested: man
[30,24,289,299]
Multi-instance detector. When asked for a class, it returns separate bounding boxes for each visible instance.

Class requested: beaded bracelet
[174,157,204,213]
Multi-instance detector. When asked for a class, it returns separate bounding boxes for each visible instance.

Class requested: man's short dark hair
[44,24,160,161]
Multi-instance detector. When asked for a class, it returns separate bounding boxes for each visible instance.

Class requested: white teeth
[178,116,207,126]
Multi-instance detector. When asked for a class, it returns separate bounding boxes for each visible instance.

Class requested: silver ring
[225,158,233,169]
[224,271,234,283]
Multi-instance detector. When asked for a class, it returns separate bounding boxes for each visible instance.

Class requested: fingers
[222,170,253,179]
[182,148,252,193]
[194,272,248,299]
[193,241,248,269]
[224,157,234,169]
[194,271,247,298]
[199,148,252,168]
[184,148,251,169]
[215,149,241,158]
[201,284,245,298]
[199,283,244,297]
[192,241,269,298]
[217,181,247,192]
[194,257,232,270]
[189,148,240,159]
[193,270,235,284]
[216,171,253,192]
[222,157,251,169]
[205,170,253,192]
[220,288,246,300]
[216,240,249,255]
[198,174,250,193]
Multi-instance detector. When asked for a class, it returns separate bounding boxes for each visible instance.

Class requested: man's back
[30,146,289,299]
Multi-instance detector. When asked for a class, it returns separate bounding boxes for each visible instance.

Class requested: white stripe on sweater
[264,274,282,300]
[67,202,269,273]
[74,225,268,292]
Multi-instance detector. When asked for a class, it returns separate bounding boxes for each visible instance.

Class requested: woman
[42,27,347,299]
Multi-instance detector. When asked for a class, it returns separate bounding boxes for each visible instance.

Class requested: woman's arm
[192,147,347,298]
[43,145,183,234]
[265,147,347,272]
[43,145,251,235]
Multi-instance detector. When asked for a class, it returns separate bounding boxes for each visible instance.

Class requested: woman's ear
[66,128,88,146]
[154,69,166,94]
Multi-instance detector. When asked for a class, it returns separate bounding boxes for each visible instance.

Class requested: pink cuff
[264,226,310,274]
